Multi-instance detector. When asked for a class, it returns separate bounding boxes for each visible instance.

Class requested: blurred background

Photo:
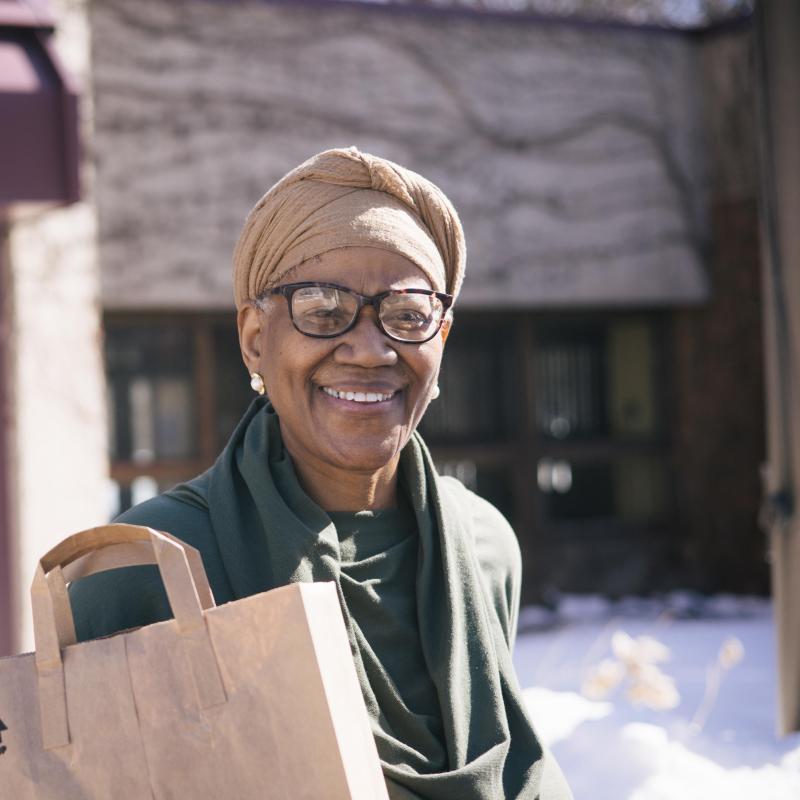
[1,0,798,765]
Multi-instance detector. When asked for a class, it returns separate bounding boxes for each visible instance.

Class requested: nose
[332,306,398,368]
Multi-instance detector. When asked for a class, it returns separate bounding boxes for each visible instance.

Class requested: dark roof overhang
[0,0,80,206]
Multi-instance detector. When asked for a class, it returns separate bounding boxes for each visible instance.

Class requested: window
[532,318,671,524]
[105,310,675,595]
[419,311,675,595]
[105,313,252,516]
[418,318,521,520]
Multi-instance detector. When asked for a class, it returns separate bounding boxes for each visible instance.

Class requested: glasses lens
[291,286,358,336]
[380,292,444,342]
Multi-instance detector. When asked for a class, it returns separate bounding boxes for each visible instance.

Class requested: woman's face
[238,246,448,474]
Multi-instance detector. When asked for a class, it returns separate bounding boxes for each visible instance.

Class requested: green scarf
[205,399,568,799]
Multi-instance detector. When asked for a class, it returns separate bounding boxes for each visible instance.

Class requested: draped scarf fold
[205,399,565,799]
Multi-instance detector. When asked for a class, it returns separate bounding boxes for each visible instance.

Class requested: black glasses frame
[261,281,454,344]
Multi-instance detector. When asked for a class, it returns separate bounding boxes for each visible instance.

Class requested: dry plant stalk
[582,630,680,711]
[688,637,745,735]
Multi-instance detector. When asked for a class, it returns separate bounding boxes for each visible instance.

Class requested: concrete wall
[5,0,108,654]
[92,0,709,310]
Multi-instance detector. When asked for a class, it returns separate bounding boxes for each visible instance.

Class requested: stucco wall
[6,0,108,653]
[92,0,709,310]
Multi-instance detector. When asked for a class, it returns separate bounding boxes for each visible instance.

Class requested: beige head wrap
[232,147,466,308]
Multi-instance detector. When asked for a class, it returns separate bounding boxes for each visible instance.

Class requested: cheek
[256,319,295,386]
[259,336,325,400]
[261,352,297,397]
[407,349,443,399]
[421,343,444,381]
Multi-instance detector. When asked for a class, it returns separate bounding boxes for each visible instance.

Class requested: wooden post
[755,0,800,735]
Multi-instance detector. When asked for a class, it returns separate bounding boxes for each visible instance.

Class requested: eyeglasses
[259,281,453,344]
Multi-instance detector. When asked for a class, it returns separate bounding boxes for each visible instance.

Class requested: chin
[327,433,408,472]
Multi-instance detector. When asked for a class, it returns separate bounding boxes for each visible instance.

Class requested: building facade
[92,0,766,602]
[0,0,767,656]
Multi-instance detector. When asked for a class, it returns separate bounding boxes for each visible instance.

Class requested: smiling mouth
[320,386,399,404]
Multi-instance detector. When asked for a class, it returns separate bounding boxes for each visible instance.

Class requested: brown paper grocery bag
[0,524,389,799]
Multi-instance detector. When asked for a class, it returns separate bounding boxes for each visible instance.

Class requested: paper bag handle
[31,524,227,750]
[40,523,215,611]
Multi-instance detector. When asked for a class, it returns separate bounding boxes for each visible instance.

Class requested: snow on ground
[513,594,800,799]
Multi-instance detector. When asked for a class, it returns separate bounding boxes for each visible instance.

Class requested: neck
[281,444,400,512]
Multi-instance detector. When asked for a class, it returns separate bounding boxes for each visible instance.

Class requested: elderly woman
[71,148,572,799]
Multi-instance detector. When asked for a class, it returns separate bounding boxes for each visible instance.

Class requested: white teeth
[321,387,395,403]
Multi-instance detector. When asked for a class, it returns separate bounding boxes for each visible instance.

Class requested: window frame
[105,310,241,493]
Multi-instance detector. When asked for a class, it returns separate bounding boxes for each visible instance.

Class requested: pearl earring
[431,385,440,400]
[250,372,266,395]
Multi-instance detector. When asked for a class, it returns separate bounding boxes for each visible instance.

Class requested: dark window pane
[534,324,607,440]
[611,455,671,521]
[538,455,670,522]
[105,324,196,461]
[606,319,660,438]
[436,459,515,526]
[420,319,519,442]
[106,324,194,372]
[156,378,193,458]
[534,317,661,442]
[475,465,515,524]
[541,459,615,520]
[213,321,253,450]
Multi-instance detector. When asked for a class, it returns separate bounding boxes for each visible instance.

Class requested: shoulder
[115,476,225,577]
[438,476,521,578]
[70,475,230,642]
[118,474,214,549]
[438,476,522,649]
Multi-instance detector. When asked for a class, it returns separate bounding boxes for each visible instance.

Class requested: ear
[238,303,264,372]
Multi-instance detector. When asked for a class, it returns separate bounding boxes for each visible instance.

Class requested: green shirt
[332,505,445,762]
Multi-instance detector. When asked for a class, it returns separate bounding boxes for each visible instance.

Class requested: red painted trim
[0,28,82,206]
[36,30,81,204]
